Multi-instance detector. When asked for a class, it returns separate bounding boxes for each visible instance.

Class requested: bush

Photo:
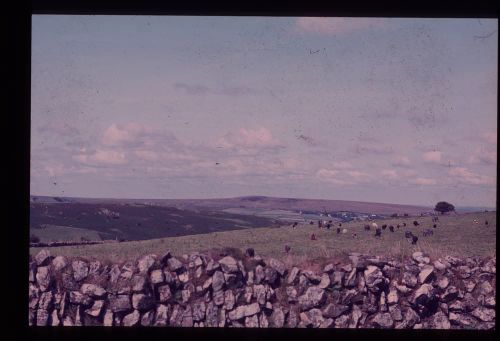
[30,234,40,243]
[390,213,398,218]
[434,201,455,215]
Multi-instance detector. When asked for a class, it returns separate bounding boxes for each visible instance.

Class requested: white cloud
[73,149,127,165]
[482,131,497,145]
[295,17,386,35]
[422,151,442,163]
[381,169,398,178]
[134,150,159,162]
[346,170,370,179]
[332,160,353,169]
[448,167,495,185]
[102,123,151,146]
[392,156,411,167]
[216,127,281,150]
[412,177,437,185]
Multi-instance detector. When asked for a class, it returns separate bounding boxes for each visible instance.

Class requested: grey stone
[440,286,458,302]
[402,272,418,288]
[36,309,50,326]
[286,286,298,303]
[387,287,399,305]
[298,287,326,311]
[72,260,89,282]
[36,266,51,291]
[122,310,140,326]
[300,308,324,328]
[287,267,300,284]
[81,283,107,298]
[471,307,495,322]
[245,314,259,327]
[223,290,235,310]
[85,300,104,317]
[219,256,239,273]
[268,258,287,276]
[212,271,225,292]
[157,284,172,302]
[154,304,170,326]
[331,271,344,289]
[371,312,394,328]
[150,269,164,285]
[131,274,147,292]
[431,310,450,329]
[389,305,403,321]
[206,260,220,274]
[213,290,225,306]
[192,301,206,322]
[132,293,154,311]
[52,256,67,271]
[264,267,278,284]
[270,307,285,327]
[318,273,330,289]
[364,265,385,291]
[109,295,132,313]
[418,266,435,284]
[69,291,93,306]
[436,277,449,289]
[323,303,349,318]
[477,281,494,295]
[334,314,350,328]
[38,291,53,310]
[323,263,335,273]
[167,257,184,272]
[35,249,52,266]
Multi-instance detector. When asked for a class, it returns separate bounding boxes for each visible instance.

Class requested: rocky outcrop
[28,250,496,329]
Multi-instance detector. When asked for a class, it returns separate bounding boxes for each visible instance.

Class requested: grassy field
[30,211,496,265]
[30,225,103,243]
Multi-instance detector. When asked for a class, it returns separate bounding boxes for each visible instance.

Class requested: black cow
[403,223,407,227]
[339,223,342,227]
[405,231,413,238]
[284,245,291,254]
[326,223,331,230]
[411,235,418,244]
[364,224,371,231]
[396,224,400,229]
[382,224,387,230]
[374,228,382,237]
[485,220,489,226]
[292,222,298,228]
[318,220,323,228]
[310,221,314,225]
[423,229,434,237]
[245,248,255,258]
[413,221,420,227]
[433,224,437,228]
[311,233,317,241]
[337,227,341,234]
[389,225,394,232]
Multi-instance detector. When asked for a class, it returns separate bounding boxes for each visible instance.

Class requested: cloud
[316,168,340,178]
[381,169,398,179]
[352,143,394,155]
[392,156,411,167]
[346,170,370,179]
[73,149,127,165]
[102,123,152,147]
[468,148,496,165]
[295,17,387,35]
[173,82,258,97]
[173,82,211,95]
[448,167,495,185]
[134,150,159,162]
[422,151,442,163]
[411,177,437,185]
[216,127,282,150]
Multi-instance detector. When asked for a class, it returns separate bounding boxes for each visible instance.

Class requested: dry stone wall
[28,249,496,329]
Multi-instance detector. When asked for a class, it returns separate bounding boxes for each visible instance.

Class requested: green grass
[30,212,496,265]
[30,225,103,243]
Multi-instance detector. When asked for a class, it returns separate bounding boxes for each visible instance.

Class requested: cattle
[364,224,371,231]
[423,229,434,237]
[284,245,291,254]
[433,224,437,228]
[432,216,439,223]
[245,248,255,258]
[337,227,341,234]
[382,224,387,230]
[352,233,358,238]
[405,231,413,239]
[310,221,314,225]
[413,221,420,227]
[292,222,298,228]
[371,223,378,229]
[485,220,489,226]
[311,234,317,241]
[339,223,342,227]
[328,220,333,224]
[326,223,331,230]
[405,231,418,244]
[389,225,394,232]
[403,223,407,227]
[318,220,323,229]
[396,224,400,229]
[374,228,382,237]
[342,228,348,234]
[411,235,418,244]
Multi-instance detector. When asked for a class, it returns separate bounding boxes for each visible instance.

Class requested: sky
[31,16,498,207]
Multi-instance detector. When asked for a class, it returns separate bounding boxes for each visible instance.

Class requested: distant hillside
[31,195,433,215]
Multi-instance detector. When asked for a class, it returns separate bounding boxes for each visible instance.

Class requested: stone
[389,305,403,321]
[270,307,285,327]
[264,267,278,284]
[36,266,51,291]
[36,309,50,326]
[440,286,458,302]
[137,254,156,274]
[245,314,259,327]
[181,289,191,303]
[287,309,299,328]
[431,310,450,329]
[167,257,184,272]
[69,291,93,306]
[157,284,172,302]
[330,271,344,289]
[109,295,132,313]
[387,288,399,305]
[253,284,267,305]
[287,267,300,284]
[228,303,260,320]
[286,286,298,303]
[52,256,68,271]
[259,313,269,328]
[345,268,357,287]
[433,260,447,271]
[212,271,225,292]
[223,273,238,288]
[471,307,495,322]
[403,308,420,328]
[85,300,104,317]
[449,300,465,311]
[436,277,449,289]
[38,291,53,310]
[206,260,221,274]
[178,271,189,283]
[255,265,265,284]
[334,314,350,328]
[300,308,324,328]
[132,293,154,311]
[484,295,495,308]
[268,258,287,276]
[449,312,477,328]
[318,273,331,289]
[418,266,435,284]
[81,283,107,298]
[213,290,225,306]
[322,303,349,318]
[205,302,218,327]
[223,290,235,310]
[89,261,101,275]
[122,310,140,326]
[219,256,239,273]
[349,305,364,328]
[457,266,472,279]
[154,304,170,326]
[371,312,393,328]
[323,263,335,273]
[192,301,206,322]
[131,274,147,292]
[72,260,89,282]
[298,287,326,311]
[402,272,418,288]
[363,266,385,291]
[50,310,60,326]
[150,269,164,285]
[35,249,52,266]
[463,279,476,293]
[477,281,494,295]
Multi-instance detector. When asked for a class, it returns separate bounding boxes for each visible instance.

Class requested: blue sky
[31,16,497,207]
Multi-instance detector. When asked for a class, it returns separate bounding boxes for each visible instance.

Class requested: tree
[30,234,40,243]
[434,201,455,215]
